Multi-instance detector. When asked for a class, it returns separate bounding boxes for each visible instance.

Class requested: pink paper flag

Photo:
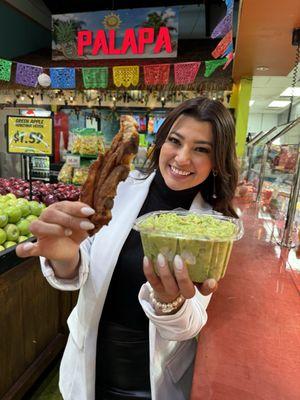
[174,62,201,85]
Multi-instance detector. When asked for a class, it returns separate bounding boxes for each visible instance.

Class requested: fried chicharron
[80,115,139,235]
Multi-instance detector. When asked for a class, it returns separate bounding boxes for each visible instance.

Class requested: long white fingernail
[64,229,72,236]
[174,255,184,270]
[81,207,95,216]
[23,242,34,251]
[80,221,95,230]
[208,279,216,289]
[143,256,149,268]
[157,253,165,267]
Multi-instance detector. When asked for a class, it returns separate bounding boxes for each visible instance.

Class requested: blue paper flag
[222,43,233,57]
[225,0,234,13]
[50,68,75,89]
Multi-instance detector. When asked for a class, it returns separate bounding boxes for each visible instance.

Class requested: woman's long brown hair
[145,97,239,218]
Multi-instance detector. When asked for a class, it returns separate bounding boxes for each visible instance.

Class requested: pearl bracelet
[149,289,185,314]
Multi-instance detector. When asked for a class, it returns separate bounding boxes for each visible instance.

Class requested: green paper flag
[204,59,227,77]
[82,67,108,89]
[0,59,12,81]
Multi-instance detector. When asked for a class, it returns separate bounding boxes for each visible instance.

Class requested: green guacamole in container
[134,211,244,282]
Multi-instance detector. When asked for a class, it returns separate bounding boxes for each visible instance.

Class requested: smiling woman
[159,116,213,191]
[146,97,239,217]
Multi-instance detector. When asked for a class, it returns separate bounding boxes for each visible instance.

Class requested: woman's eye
[168,137,180,145]
[195,147,210,153]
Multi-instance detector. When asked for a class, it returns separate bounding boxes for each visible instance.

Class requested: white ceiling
[250,66,300,115]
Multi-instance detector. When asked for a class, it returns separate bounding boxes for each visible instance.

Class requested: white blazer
[40,170,213,400]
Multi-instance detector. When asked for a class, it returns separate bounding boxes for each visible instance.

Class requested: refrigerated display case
[254,117,300,245]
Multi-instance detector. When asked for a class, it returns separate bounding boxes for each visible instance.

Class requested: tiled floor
[191,201,300,400]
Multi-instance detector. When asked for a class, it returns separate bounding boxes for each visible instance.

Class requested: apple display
[0,228,7,244]
[4,224,19,242]
[18,235,28,243]
[4,241,17,249]
[16,219,31,236]
[6,206,22,224]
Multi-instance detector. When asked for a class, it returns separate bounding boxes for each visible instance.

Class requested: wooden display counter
[0,252,77,399]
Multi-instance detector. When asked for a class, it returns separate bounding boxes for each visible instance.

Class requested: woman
[16,97,238,400]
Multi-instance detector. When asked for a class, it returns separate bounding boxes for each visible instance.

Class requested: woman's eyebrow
[169,131,213,146]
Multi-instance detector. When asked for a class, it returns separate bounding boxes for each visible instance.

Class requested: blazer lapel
[90,172,155,297]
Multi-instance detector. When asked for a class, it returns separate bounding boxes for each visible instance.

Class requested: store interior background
[0,1,299,399]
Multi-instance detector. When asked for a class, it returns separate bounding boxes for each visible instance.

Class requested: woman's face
[159,115,214,191]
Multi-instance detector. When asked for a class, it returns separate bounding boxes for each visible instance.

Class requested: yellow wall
[230,78,253,157]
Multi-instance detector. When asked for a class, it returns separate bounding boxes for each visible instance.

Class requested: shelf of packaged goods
[0,247,78,399]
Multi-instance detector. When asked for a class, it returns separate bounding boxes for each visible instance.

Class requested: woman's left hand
[143,253,218,310]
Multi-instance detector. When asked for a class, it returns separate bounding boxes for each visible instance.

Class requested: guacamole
[135,212,241,283]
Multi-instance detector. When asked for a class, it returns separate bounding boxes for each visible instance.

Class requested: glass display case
[256,118,300,244]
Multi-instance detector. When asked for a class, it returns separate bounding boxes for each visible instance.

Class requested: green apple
[5,193,17,201]
[26,232,34,238]
[5,206,22,224]
[16,201,31,217]
[16,219,30,236]
[16,198,28,204]
[4,241,17,248]
[0,213,8,228]
[0,228,7,244]
[0,245,5,251]
[18,235,28,243]
[28,201,45,217]
[4,224,19,242]
[26,215,38,223]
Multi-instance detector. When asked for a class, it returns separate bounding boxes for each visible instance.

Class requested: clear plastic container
[134,210,244,282]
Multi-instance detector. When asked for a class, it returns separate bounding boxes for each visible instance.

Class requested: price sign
[7,116,53,155]
[66,154,81,168]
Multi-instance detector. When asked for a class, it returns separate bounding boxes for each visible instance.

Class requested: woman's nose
[175,147,191,165]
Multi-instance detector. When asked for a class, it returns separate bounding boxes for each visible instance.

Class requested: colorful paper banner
[113,66,139,87]
[15,63,43,87]
[50,67,76,89]
[223,52,234,69]
[174,62,200,85]
[143,64,170,85]
[82,67,108,89]
[0,59,12,82]
[211,12,233,39]
[212,31,233,59]
[204,59,227,77]
[225,0,234,12]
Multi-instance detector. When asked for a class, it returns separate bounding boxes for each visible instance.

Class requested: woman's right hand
[16,201,95,264]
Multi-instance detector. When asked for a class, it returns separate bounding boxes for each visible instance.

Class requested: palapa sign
[52,7,179,60]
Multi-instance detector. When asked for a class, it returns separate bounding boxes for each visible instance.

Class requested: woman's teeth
[170,165,191,176]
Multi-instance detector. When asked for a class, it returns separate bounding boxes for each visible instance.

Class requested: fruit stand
[0,114,80,398]
[0,249,76,399]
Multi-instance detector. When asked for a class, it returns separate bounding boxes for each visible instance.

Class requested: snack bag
[58,163,73,184]
[79,129,98,156]
[71,130,81,154]
[72,167,89,186]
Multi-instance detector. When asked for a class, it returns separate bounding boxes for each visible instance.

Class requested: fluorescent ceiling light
[268,100,290,108]
[256,66,269,71]
[280,87,300,96]
[249,100,255,106]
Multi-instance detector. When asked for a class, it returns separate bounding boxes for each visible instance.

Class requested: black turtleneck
[99,169,200,331]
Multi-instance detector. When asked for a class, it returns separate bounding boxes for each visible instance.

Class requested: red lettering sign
[77,31,92,56]
[77,27,173,56]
